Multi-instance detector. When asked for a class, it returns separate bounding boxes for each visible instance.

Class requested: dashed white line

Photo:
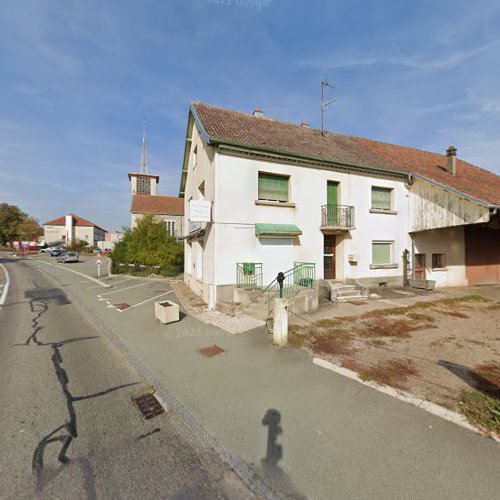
[97,281,152,298]
[33,260,111,288]
[118,291,173,312]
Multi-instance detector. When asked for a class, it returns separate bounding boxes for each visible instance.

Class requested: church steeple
[128,119,159,196]
[140,118,148,174]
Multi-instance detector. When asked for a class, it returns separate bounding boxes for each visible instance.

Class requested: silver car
[57,252,79,263]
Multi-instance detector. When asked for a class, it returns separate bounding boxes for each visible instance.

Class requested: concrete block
[155,300,180,324]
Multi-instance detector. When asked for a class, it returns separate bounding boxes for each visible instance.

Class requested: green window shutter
[258,173,288,202]
[372,242,391,264]
[372,187,392,210]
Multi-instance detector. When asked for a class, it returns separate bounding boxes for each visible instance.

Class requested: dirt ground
[289,291,500,437]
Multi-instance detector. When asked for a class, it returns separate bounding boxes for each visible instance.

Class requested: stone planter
[154,300,180,324]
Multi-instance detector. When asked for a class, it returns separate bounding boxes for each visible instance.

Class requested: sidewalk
[24,260,500,499]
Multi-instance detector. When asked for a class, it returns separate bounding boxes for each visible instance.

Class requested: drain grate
[115,303,130,311]
[199,345,225,358]
[134,393,165,420]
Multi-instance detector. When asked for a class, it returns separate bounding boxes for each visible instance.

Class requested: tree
[0,203,41,245]
[110,214,183,276]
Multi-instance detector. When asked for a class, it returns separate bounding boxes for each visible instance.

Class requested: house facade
[44,214,107,246]
[179,102,500,308]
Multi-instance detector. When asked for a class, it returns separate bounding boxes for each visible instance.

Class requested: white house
[44,214,107,246]
[179,102,500,309]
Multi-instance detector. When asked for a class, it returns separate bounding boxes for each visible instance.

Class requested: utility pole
[321,80,335,136]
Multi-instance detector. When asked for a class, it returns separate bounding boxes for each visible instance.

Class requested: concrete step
[335,288,360,297]
[336,294,369,303]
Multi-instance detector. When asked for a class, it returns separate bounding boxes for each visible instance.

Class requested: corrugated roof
[191,102,500,207]
[44,214,107,232]
[131,195,184,215]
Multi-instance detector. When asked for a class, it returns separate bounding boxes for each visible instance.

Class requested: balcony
[320,204,355,232]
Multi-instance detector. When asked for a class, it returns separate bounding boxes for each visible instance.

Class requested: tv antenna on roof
[321,80,335,136]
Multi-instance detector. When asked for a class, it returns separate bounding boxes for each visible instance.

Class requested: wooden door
[414,253,426,280]
[324,235,336,279]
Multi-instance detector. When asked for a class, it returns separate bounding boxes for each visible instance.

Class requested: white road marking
[0,263,11,309]
[97,281,151,298]
[33,260,111,288]
[312,357,487,438]
[118,291,173,312]
[87,277,133,289]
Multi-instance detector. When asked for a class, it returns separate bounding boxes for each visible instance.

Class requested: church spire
[140,118,148,174]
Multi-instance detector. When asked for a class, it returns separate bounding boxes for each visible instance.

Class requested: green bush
[110,215,183,277]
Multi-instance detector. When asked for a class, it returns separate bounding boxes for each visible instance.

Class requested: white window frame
[370,240,397,269]
[165,220,176,237]
[370,186,395,213]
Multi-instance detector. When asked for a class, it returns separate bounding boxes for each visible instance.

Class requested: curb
[23,258,278,499]
[313,357,500,443]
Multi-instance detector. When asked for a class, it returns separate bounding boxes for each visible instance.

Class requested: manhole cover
[134,393,165,420]
[199,345,225,358]
[115,303,130,311]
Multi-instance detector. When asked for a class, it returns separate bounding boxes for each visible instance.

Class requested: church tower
[128,119,159,195]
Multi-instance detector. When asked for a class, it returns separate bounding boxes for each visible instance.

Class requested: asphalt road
[0,256,256,499]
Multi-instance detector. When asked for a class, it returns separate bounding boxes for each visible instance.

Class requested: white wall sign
[190,200,211,222]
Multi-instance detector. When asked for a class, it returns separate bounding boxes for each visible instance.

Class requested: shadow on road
[261,409,307,499]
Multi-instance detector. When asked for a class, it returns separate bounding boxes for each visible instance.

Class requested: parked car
[93,248,102,254]
[57,252,79,263]
[50,247,65,257]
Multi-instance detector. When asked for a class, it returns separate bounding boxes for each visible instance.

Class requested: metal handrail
[266,262,316,314]
[236,262,263,290]
[321,204,355,228]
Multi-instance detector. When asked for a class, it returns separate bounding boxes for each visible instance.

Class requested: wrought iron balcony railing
[321,204,355,229]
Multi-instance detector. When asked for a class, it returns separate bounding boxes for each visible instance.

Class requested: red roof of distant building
[44,214,107,232]
[131,195,184,215]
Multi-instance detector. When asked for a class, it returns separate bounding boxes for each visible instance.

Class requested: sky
[1,0,499,231]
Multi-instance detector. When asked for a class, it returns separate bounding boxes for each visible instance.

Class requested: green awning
[255,223,302,237]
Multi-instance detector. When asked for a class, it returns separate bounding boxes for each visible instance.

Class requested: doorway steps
[326,281,369,303]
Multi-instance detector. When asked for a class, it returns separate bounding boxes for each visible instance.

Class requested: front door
[414,253,426,280]
[324,235,336,279]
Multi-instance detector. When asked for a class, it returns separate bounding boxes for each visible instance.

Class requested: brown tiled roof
[192,102,500,207]
[44,214,107,231]
[131,195,184,215]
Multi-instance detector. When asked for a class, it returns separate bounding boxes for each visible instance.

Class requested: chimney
[446,145,457,175]
[252,108,264,118]
[300,120,310,128]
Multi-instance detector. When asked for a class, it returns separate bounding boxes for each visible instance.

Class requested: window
[371,187,392,210]
[165,220,176,237]
[137,175,151,195]
[258,172,289,202]
[432,253,446,269]
[372,241,393,265]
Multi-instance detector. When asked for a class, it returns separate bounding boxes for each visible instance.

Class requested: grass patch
[359,317,418,338]
[474,362,500,390]
[311,332,355,357]
[315,319,341,328]
[441,310,469,319]
[359,358,419,390]
[406,312,436,322]
[440,295,490,305]
[458,391,500,436]
[288,325,310,347]
[486,302,500,310]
